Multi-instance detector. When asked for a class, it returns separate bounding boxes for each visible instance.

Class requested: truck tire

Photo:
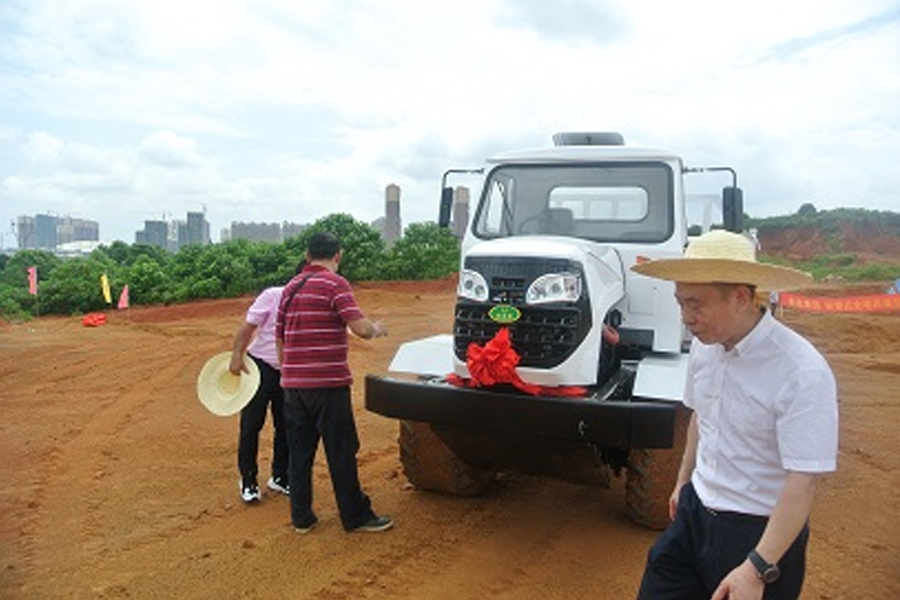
[625,405,690,530]
[399,420,495,496]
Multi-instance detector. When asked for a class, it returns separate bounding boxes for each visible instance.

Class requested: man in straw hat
[631,230,837,600]
[276,231,394,534]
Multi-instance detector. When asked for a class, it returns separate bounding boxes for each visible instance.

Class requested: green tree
[247,241,300,289]
[386,222,460,280]
[288,214,387,281]
[40,257,115,314]
[166,243,255,302]
[127,255,171,304]
[797,203,817,217]
[0,249,61,289]
[93,241,170,269]
[0,282,32,320]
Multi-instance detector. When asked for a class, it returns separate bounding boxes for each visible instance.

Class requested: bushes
[0,214,460,319]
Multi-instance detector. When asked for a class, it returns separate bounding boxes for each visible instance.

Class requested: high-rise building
[14,213,100,250]
[135,211,210,251]
[16,216,35,249]
[231,221,282,243]
[136,220,168,248]
[282,222,306,241]
[34,214,59,249]
[383,184,402,243]
[451,186,470,238]
[57,217,99,245]
[181,211,210,246]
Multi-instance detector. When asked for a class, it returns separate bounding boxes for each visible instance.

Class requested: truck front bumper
[365,375,678,449]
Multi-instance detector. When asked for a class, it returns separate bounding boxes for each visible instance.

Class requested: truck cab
[365,132,744,528]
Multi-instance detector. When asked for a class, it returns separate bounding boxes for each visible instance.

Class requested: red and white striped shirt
[275,265,365,389]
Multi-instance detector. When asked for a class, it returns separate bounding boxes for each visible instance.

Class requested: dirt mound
[758,222,900,264]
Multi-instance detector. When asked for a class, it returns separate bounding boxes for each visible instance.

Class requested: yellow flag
[100,273,112,304]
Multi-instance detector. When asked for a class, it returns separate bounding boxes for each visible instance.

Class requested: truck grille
[454,258,592,369]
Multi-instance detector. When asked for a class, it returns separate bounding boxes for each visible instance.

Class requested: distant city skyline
[4,182,465,254]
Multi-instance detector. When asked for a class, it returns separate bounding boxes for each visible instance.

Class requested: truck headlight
[526,273,581,304]
[458,269,489,302]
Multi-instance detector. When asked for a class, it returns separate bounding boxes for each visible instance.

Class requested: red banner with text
[779,293,900,313]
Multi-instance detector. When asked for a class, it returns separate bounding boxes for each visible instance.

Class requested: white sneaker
[267,476,290,495]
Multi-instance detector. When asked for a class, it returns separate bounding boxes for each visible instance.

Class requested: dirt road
[1,279,897,599]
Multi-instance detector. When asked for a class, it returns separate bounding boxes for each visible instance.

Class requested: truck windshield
[473,163,674,243]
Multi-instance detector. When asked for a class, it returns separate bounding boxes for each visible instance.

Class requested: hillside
[758,222,900,263]
[748,209,900,281]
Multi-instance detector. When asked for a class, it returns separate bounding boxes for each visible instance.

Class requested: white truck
[365,132,744,528]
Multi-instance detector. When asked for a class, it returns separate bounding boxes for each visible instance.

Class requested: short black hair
[307,232,341,260]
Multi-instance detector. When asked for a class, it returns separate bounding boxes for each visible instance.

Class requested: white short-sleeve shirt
[684,310,838,516]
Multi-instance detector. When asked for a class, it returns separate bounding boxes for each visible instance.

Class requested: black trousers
[237,355,288,482]
[636,483,809,600]
[283,386,376,530]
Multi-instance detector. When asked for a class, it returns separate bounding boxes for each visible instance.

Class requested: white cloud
[0,0,898,247]
[22,132,64,163]
[138,130,203,167]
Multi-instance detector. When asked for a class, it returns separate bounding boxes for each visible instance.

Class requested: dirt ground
[1,278,897,600]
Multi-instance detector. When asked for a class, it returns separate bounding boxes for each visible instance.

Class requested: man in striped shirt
[276,232,393,534]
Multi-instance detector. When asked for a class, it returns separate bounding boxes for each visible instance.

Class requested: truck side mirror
[439,187,454,228]
[722,187,744,233]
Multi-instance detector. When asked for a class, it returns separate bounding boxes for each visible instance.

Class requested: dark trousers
[238,355,288,482]
[636,483,809,600]
[283,386,376,530]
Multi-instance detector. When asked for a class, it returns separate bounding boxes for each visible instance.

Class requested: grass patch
[761,254,900,282]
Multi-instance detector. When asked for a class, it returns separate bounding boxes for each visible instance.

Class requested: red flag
[117,285,129,310]
[27,266,37,296]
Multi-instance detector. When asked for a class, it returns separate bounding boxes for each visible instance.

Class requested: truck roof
[488,144,683,165]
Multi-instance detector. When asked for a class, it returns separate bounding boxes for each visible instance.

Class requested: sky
[1,0,898,248]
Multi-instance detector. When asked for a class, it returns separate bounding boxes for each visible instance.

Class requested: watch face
[761,565,781,584]
[748,550,781,584]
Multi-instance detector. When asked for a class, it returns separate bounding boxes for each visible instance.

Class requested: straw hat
[196,352,260,416]
[631,230,812,290]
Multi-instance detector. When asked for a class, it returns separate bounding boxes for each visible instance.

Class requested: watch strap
[747,549,780,583]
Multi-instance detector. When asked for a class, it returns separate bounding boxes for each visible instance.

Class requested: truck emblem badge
[488,305,521,324]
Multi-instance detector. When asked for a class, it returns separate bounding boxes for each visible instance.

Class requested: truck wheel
[625,406,690,530]
[399,420,495,496]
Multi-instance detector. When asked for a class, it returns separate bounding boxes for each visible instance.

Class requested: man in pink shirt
[229,285,291,503]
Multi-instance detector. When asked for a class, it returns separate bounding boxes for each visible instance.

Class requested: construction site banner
[779,292,900,313]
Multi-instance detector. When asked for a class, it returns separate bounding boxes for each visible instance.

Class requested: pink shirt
[246,286,284,370]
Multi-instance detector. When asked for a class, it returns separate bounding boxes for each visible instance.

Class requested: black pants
[237,355,288,482]
[636,483,809,600]
[283,386,376,530]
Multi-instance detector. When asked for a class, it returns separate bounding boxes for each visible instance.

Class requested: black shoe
[240,479,261,503]
[351,515,394,533]
[294,517,318,535]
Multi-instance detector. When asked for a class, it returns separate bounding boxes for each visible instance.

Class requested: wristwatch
[747,549,781,584]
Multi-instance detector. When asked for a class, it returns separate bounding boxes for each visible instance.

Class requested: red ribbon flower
[447,327,586,398]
